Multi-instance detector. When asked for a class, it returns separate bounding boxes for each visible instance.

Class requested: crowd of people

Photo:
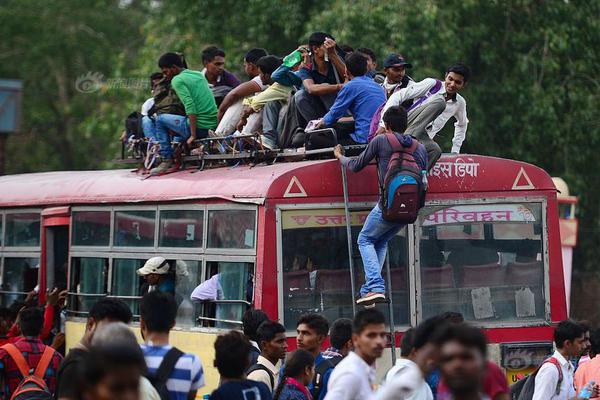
[129,31,470,176]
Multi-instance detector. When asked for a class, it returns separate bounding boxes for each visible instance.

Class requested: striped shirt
[141,344,205,400]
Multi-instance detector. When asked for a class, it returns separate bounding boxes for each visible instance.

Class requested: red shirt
[0,337,63,397]
[438,361,508,399]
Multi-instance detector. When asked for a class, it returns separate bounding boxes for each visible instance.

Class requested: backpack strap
[154,347,184,387]
[246,363,275,389]
[544,357,563,395]
[1,344,30,378]
[33,346,56,379]
[384,133,403,152]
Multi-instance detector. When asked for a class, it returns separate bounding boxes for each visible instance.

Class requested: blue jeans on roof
[357,204,405,296]
[143,114,208,159]
[141,115,158,143]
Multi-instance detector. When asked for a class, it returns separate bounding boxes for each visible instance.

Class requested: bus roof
[0,154,557,208]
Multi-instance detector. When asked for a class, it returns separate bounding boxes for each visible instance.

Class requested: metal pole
[384,255,397,365]
[340,163,357,316]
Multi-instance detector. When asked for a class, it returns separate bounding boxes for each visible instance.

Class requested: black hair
[202,46,226,64]
[353,309,385,334]
[297,313,329,336]
[413,316,447,350]
[158,52,185,69]
[0,307,13,322]
[256,55,283,75]
[242,309,269,342]
[437,323,488,358]
[590,328,600,355]
[356,47,376,62]
[257,320,286,344]
[400,328,415,357]
[214,330,252,378]
[245,48,268,64]
[555,319,585,349]
[446,63,471,82]
[382,105,408,133]
[9,301,25,320]
[329,318,353,350]
[340,44,354,53]
[149,72,163,86]
[140,291,177,333]
[89,298,133,324]
[579,320,591,333]
[273,349,314,400]
[308,32,332,47]
[345,52,368,77]
[439,311,465,324]
[19,307,43,337]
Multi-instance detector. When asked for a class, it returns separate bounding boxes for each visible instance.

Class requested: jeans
[294,89,336,128]
[143,114,208,159]
[357,204,405,296]
[142,115,158,143]
[262,100,284,145]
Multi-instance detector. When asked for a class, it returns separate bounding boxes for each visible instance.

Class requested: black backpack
[125,111,144,140]
[510,357,563,400]
[146,347,184,400]
[245,363,275,390]
[311,355,343,399]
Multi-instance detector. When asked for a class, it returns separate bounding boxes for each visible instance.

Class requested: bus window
[207,210,255,249]
[418,203,545,323]
[114,210,156,247]
[159,210,204,248]
[196,261,253,329]
[70,257,108,312]
[280,208,410,330]
[171,259,201,327]
[111,258,145,315]
[1,257,39,306]
[72,211,111,246]
[5,213,40,247]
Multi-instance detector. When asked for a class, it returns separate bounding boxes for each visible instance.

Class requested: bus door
[41,207,70,292]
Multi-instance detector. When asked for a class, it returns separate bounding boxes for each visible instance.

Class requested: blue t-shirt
[141,344,205,400]
[210,380,272,400]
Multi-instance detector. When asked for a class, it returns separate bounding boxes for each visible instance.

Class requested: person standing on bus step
[532,320,598,400]
[324,309,387,400]
[140,291,205,400]
[149,52,217,176]
[295,313,331,400]
[334,105,427,306]
[247,321,288,393]
[318,318,354,400]
[137,257,175,294]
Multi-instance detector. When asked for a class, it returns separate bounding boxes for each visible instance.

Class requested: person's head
[589,328,600,358]
[410,316,447,374]
[202,46,226,77]
[256,55,282,86]
[340,44,354,54]
[440,311,465,324]
[308,31,333,60]
[352,309,387,364]
[445,63,470,96]
[157,53,185,81]
[0,307,13,335]
[400,328,415,357]
[383,105,408,133]
[149,72,163,91]
[244,48,268,78]
[344,52,368,79]
[282,349,315,385]
[242,309,269,343]
[257,320,288,361]
[296,313,329,355]
[83,322,146,400]
[356,48,377,70]
[580,320,592,356]
[329,318,353,356]
[137,256,170,286]
[554,319,586,357]
[84,298,132,346]
[438,323,488,397]
[214,330,252,379]
[17,307,43,337]
[383,54,412,84]
[139,291,177,338]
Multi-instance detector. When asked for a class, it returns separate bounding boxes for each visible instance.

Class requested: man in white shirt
[533,320,597,400]
[324,309,387,400]
[247,321,288,393]
[379,63,470,170]
[377,317,446,400]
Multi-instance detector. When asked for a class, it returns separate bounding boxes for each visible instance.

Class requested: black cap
[383,54,412,69]
[308,32,335,46]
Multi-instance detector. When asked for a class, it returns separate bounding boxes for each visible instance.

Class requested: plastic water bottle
[421,170,429,191]
[579,381,595,399]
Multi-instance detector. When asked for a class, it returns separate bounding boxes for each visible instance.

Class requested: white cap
[137,257,170,276]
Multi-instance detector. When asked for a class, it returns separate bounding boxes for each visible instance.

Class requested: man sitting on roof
[381,53,414,99]
[314,52,386,144]
[213,48,269,137]
[202,46,241,106]
[356,47,378,79]
[146,52,217,175]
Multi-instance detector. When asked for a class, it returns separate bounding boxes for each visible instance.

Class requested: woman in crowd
[274,349,315,400]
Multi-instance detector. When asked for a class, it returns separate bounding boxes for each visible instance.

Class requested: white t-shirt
[324,351,376,400]
[141,97,155,116]
[377,358,433,400]
[251,75,268,91]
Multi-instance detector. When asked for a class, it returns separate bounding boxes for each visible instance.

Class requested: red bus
[0,153,566,392]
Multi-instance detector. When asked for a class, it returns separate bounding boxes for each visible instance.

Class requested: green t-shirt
[171,69,218,129]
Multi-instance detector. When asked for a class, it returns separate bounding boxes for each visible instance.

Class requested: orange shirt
[575,355,600,395]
